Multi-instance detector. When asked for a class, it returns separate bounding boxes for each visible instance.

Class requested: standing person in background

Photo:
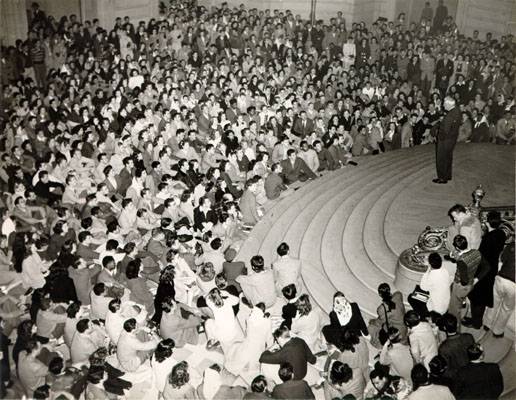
[29,38,46,88]
[447,204,482,251]
[420,52,436,95]
[464,211,506,329]
[447,235,486,323]
[433,97,461,184]
[433,0,448,33]
[485,241,515,338]
[420,2,434,25]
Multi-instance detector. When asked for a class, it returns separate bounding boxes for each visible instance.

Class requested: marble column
[0,0,29,46]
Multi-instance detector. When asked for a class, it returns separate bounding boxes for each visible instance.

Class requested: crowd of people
[0,0,514,398]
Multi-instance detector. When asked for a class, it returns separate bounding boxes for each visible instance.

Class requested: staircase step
[342,153,434,296]
[256,154,398,268]
[318,153,432,318]
[237,169,339,263]
[362,149,441,279]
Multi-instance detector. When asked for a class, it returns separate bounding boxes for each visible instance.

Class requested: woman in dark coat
[322,291,369,347]
[151,264,176,324]
[465,211,506,329]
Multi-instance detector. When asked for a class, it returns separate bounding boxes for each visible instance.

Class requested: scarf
[335,301,353,326]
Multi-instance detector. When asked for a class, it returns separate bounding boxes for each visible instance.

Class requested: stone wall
[455,0,515,38]
[0,0,29,46]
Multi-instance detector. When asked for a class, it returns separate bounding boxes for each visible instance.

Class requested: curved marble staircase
[237,143,515,397]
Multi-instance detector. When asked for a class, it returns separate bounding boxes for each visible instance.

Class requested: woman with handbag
[368,283,407,349]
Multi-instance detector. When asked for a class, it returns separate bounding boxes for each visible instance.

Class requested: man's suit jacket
[438,333,475,375]
[259,337,316,380]
[280,157,317,184]
[453,362,503,400]
[292,118,315,138]
[272,380,315,400]
[116,168,133,197]
[264,172,286,200]
[436,59,454,81]
[437,106,461,143]
[193,207,218,232]
[197,113,210,136]
[225,107,238,123]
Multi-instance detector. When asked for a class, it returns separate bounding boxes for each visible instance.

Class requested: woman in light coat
[291,294,324,352]
[204,288,244,354]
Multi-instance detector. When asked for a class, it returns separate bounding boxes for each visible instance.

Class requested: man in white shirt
[117,318,159,373]
[70,319,105,365]
[105,299,147,345]
[404,311,438,369]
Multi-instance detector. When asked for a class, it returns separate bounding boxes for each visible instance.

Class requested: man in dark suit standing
[280,149,317,184]
[292,111,315,139]
[117,156,134,197]
[433,97,461,184]
[453,343,503,399]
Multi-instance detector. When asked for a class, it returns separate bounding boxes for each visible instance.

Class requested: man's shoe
[432,178,447,184]
[462,318,481,329]
[347,161,358,166]
[493,332,505,338]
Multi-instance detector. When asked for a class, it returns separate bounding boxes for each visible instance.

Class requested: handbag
[378,303,390,345]
[410,285,430,303]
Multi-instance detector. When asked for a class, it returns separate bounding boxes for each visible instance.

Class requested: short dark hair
[251,375,267,393]
[33,384,50,400]
[126,259,141,279]
[411,364,429,388]
[250,255,265,272]
[278,362,294,382]
[441,313,458,334]
[123,318,137,332]
[467,343,483,361]
[448,204,466,220]
[452,234,468,251]
[487,210,502,229]
[428,252,442,269]
[76,318,90,333]
[48,356,64,375]
[277,242,289,256]
[404,310,421,328]
[211,237,222,250]
[282,283,297,300]
[429,355,447,377]
[93,283,105,296]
